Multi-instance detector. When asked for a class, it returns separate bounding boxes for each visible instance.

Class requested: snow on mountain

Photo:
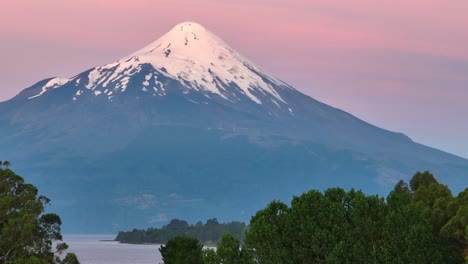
[28,22,292,106]
[28,77,70,99]
[122,21,288,103]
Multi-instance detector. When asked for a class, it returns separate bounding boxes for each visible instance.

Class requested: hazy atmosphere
[1,0,467,159]
[2,1,468,263]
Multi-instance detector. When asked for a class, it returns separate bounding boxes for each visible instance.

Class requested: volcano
[1,22,467,233]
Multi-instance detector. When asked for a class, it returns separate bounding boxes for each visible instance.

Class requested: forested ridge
[115,218,246,246]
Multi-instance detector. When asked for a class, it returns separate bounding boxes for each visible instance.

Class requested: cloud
[114,194,158,210]
[148,213,168,224]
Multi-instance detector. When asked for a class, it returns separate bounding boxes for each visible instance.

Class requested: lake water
[62,235,162,264]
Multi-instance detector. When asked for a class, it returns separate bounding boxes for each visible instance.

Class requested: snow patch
[271,99,281,108]
[187,99,199,104]
[120,77,130,92]
[86,69,102,89]
[28,77,70,99]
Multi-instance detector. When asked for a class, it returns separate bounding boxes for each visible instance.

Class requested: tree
[61,253,80,264]
[217,233,241,264]
[0,166,78,263]
[245,200,290,264]
[202,248,219,264]
[409,171,438,191]
[441,188,468,261]
[159,236,204,264]
[390,173,465,263]
[383,182,451,264]
[217,233,254,264]
[165,219,189,230]
[2,160,10,169]
[203,233,254,264]
[407,171,455,236]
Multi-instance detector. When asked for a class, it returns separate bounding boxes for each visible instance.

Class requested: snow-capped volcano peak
[117,21,288,104]
[128,22,220,58]
[29,22,291,106]
[127,22,249,67]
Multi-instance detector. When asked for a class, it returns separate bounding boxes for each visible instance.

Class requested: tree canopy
[159,236,204,264]
[0,166,79,264]
[245,171,467,263]
[203,233,254,264]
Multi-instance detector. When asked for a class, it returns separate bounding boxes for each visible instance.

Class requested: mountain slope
[1,22,467,233]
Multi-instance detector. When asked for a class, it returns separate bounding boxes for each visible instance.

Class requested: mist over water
[63,235,162,264]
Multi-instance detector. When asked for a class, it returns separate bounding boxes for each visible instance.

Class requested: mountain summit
[27,22,288,107]
[1,22,467,233]
[123,21,287,104]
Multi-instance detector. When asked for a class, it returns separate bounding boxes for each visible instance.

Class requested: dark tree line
[116,218,246,246]
[245,171,467,263]
[159,171,468,264]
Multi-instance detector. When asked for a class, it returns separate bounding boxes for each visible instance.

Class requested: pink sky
[1,0,467,158]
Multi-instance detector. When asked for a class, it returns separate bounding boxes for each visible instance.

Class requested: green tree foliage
[164,233,256,264]
[410,170,438,191]
[116,218,246,245]
[61,253,80,264]
[159,236,204,264]
[203,233,255,264]
[201,248,218,264]
[413,176,454,232]
[246,180,460,263]
[0,166,79,264]
[384,186,449,263]
[244,200,289,263]
[405,171,466,261]
[215,233,242,264]
[441,188,468,261]
[208,233,254,264]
